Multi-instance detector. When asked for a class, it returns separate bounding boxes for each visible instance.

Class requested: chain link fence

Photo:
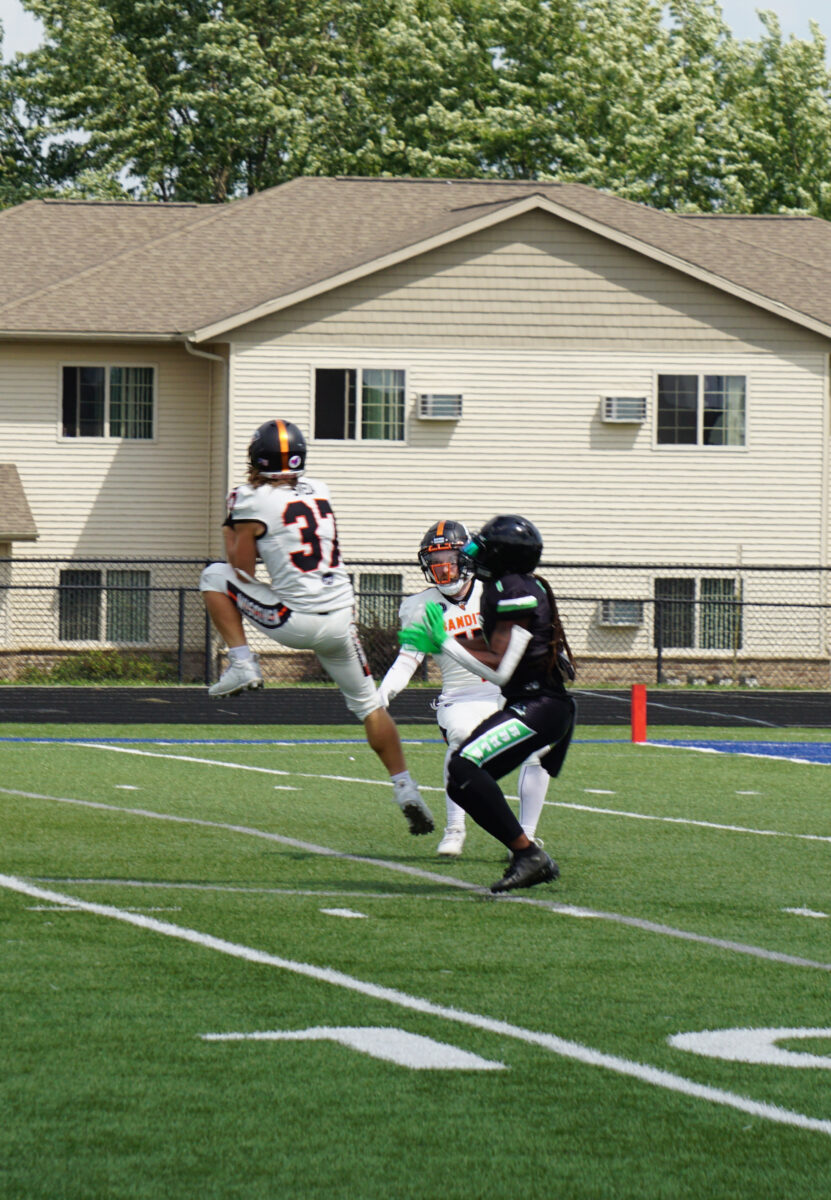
[0,557,829,689]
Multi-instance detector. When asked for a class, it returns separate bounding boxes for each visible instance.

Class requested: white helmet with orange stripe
[248,419,307,479]
[417,520,472,597]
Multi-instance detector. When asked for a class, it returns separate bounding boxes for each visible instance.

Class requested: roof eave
[0,330,186,342]
[192,192,831,343]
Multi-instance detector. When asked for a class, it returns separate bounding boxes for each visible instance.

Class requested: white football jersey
[229,476,354,613]
[399,581,500,705]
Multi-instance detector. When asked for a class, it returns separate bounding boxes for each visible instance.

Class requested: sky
[1,0,830,61]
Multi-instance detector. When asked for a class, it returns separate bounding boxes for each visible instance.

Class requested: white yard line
[33,879,408,899]
[74,741,447,791]
[73,741,831,844]
[3,783,831,973]
[2,872,830,1139]
[541,799,831,845]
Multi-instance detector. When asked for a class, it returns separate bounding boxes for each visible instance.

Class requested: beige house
[1,176,830,677]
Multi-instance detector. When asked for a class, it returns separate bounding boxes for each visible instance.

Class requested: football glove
[397,623,441,654]
[423,602,447,647]
[397,601,448,655]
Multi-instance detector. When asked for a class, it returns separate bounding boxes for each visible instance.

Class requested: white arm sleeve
[377,649,424,707]
[441,625,532,687]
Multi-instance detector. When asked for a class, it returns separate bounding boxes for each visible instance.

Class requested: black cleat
[491,844,559,893]
[401,801,435,835]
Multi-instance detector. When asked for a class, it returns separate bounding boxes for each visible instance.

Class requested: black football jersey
[479,572,565,698]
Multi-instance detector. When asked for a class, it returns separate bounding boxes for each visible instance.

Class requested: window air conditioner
[417,394,463,420]
[599,599,645,627]
[601,396,647,423]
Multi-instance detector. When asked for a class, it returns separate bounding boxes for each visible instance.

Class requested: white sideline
[2,872,830,1138]
[3,783,831,973]
[75,741,831,844]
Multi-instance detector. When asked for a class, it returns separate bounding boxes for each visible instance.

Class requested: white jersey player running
[377,520,549,857]
[199,418,433,838]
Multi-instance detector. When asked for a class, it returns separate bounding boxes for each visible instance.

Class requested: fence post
[204,605,213,685]
[177,588,185,683]
[655,599,663,684]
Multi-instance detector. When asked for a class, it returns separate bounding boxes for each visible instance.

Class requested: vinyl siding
[202,342,230,560]
[0,341,213,559]
[227,209,828,569]
[236,211,829,356]
[228,344,827,566]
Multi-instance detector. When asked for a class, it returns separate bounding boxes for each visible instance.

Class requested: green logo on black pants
[461,719,535,765]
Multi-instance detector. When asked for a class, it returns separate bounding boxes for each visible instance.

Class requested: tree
[15,0,500,201]
[0,20,56,207]
[727,13,831,217]
[7,0,831,214]
[479,0,750,211]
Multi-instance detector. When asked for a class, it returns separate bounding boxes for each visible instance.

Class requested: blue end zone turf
[650,739,831,765]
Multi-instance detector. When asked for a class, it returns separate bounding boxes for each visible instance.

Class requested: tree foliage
[2,0,831,215]
[728,13,831,215]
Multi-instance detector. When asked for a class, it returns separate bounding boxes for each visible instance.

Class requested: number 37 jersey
[229,477,355,613]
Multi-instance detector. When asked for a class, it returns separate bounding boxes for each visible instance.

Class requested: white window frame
[653,575,743,652]
[356,572,404,627]
[653,371,747,450]
[312,365,407,443]
[59,362,157,441]
[56,566,153,646]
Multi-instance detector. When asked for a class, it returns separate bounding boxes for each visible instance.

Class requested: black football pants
[446,693,576,846]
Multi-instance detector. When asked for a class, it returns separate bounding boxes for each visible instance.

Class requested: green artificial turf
[1,722,830,1199]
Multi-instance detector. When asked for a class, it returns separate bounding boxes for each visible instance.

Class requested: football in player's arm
[378,520,551,859]
[398,514,576,893]
[199,418,434,837]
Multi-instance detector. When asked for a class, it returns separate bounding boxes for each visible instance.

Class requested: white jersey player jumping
[377,520,549,857]
[199,418,434,838]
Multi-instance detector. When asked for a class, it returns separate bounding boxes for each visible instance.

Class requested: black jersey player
[398,514,576,892]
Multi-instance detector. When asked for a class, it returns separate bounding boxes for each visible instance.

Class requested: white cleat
[437,826,466,857]
[393,781,435,835]
[208,656,263,698]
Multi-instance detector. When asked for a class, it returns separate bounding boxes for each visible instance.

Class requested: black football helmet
[417,520,472,597]
[461,515,543,580]
[248,419,307,478]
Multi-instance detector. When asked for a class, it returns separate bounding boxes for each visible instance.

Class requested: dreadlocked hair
[534,573,576,682]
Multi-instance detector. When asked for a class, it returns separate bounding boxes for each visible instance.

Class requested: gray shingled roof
[0,464,38,541]
[0,177,830,340]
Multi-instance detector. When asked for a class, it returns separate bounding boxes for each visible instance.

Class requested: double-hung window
[657,374,745,446]
[315,368,405,441]
[357,573,403,627]
[62,365,155,439]
[58,569,151,643]
[654,577,743,650]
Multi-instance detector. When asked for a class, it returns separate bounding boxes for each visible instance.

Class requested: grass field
[2,720,831,1199]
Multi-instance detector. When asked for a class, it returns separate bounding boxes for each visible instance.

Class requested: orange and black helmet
[418,520,472,595]
[248,419,307,478]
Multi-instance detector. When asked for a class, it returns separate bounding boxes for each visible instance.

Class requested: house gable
[234,209,829,356]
